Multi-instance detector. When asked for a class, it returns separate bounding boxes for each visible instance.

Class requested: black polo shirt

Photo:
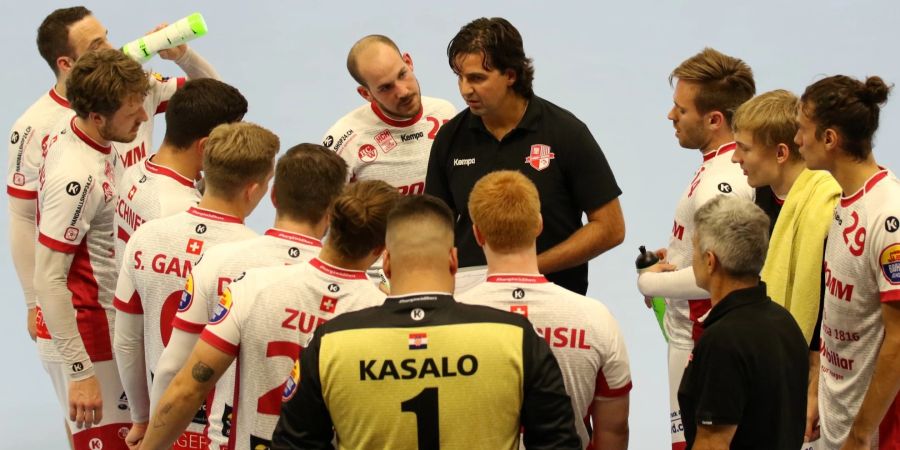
[425,96,621,294]
[754,186,783,235]
[678,283,807,449]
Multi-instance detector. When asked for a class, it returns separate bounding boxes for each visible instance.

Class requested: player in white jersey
[322,35,456,194]
[113,122,279,450]
[115,78,248,264]
[797,75,900,450]
[33,49,154,450]
[140,180,400,450]
[457,171,631,449]
[636,48,755,450]
[151,143,348,449]
[9,6,219,342]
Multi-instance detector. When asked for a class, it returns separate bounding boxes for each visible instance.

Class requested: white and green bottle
[122,13,208,64]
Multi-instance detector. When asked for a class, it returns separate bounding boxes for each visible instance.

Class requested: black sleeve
[563,121,621,213]
[689,336,748,425]
[271,330,334,450]
[810,238,827,352]
[520,321,581,450]
[424,122,455,212]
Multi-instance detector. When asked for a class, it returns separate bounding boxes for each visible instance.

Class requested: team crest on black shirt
[525,144,555,171]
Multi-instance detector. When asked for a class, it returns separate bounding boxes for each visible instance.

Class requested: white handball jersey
[7,88,70,199]
[115,156,200,268]
[459,274,633,448]
[665,142,753,349]
[321,97,456,194]
[35,116,123,363]
[200,257,386,449]
[167,228,322,448]
[819,169,900,449]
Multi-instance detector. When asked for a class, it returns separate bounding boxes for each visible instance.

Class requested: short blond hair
[732,89,802,160]
[468,171,541,253]
[203,122,279,197]
[670,47,755,125]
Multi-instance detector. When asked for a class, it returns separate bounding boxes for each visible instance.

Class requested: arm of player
[34,244,102,428]
[8,196,38,339]
[592,396,629,450]
[113,310,149,423]
[520,323,581,450]
[842,302,900,449]
[691,425,738,450]
[150,328,201,408]
[140,341,234,450]
[271,331,335,450]
[171,48,220,80]
[537,198,625,274]
[638,266,710,300]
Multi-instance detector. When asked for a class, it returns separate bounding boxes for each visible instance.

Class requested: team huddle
[6,6,900,450]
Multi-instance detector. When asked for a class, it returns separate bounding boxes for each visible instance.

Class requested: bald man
[321,35,456,195]
[271,195,581,450]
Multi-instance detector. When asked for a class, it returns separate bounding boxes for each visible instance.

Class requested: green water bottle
[636,245,668,342]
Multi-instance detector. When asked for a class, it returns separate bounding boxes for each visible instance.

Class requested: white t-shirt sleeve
[594,313,633,399]
[37,167,102,252]
[198,285,243,357]
[172,263,213,333]
[871,210,900,303]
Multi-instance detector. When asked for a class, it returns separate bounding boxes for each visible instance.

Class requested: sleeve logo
[10,131,19,144]
[178,274,194,312]
[323,135,334,148]
[66,181,81,196]
[210,288,233,324]
[64,227,80,242]
[282,359,301,402]
[880,244,900,284]
[717,182,733,193]
[886,216,899,233]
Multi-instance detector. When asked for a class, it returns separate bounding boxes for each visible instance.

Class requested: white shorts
[668,344,691,450]
[42,359,131,450]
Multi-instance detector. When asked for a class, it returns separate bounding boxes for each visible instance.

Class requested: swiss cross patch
[525,144,555,171]
[510,305,528,317]
[320,296,338,313]
[374,129,397,153]
[127,185,137,200]
[186,238,204,255]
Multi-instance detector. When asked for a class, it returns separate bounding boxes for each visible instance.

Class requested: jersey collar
[371,102,422,128]
[70,117,111,154]
[702,142,737,162]
[486,273,548,283]
[187,207,243,224]
[265,229,322,247]
[309,258,368,280]
[49,88,70,108]
[840,168,890,207]
[145,156,195,188]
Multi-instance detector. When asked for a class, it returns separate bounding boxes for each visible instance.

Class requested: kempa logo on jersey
[453,158,475,167]
[400,131,424,142]
[10,130,19,144]
[69,175,93,227]
[359,355,479,380]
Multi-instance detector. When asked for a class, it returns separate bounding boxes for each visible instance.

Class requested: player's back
[114,206,255,371]
[7,89,71,200]
[459,274,632,447]
[321,96,456,194]
[201,258,385,449]
[115,156,200,264]
[275,292,580,450]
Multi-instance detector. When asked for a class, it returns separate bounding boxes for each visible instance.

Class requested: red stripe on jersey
[70,117,112,154]
[35,306,52,339]
[841,170,889,207]
[48,88,70,108]
[155,101,169,115]
[594,371,632,398]
[880,393,900,450]
[672,442,688,450]
[702,142,736,162]
[371,102,423,128]
[117,226,131,244]
[7,186,38,199]
[882,290,900,303]
[114,291,144,314]
[39,232,79,253]
[69,239,113,361]
[145,158,195,187]
[688,299,712,343]
[172,316,206,334]
[187,207,243,224]
[71,421,130,449]
[487,274,548,283]
[200,329,239,356]
[265,229,322,247]
[309,258,368,280]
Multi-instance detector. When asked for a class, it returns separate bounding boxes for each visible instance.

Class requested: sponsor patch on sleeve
[282,359,300,402]
[209,288,233,324]
[880,243,900,284]
[151,72,171,82]
[178,274,194,312]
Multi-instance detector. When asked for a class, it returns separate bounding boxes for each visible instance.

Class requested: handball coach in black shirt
[272,195,580,450]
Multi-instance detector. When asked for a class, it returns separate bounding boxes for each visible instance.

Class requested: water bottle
[636,245,669,342]
[122,13,209,64]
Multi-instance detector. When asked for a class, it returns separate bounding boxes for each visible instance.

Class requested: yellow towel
[761,169,840,344]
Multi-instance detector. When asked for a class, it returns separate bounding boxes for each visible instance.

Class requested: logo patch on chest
[525,144,555,171]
